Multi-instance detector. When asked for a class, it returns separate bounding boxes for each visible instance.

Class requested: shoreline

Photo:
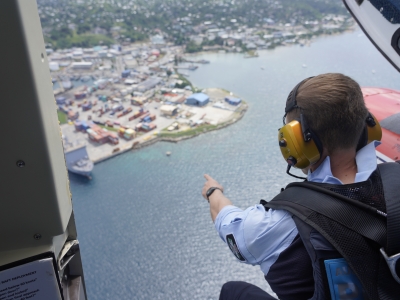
[93,100,248,164]
[182,26,357,57]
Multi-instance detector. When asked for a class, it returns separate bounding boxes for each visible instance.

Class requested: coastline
[182,26,357,57]
[92,91,248,164]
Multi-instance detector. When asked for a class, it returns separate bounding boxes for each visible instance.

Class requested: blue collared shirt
[214,141,380,275]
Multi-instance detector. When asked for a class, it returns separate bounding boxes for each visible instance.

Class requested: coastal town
[54,43,248,177]
[41,0,354,177]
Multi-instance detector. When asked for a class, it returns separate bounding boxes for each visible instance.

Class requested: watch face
[206,187,215,198]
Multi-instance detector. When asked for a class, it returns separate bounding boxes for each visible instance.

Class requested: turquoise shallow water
[69,27,400,300]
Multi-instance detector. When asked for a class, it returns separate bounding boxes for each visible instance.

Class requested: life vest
[261,162,400,300]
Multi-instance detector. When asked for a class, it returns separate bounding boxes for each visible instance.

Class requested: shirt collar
[307,141,380,184]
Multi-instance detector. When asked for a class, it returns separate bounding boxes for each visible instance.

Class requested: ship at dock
[63,138,94,178]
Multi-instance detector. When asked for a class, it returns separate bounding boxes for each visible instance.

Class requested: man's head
[286,73,369,154]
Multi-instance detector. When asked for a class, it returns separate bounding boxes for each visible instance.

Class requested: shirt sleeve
[214,205,298,270]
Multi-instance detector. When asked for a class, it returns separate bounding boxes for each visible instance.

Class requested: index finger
[204,174,213,181]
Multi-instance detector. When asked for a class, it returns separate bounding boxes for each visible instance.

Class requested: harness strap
[378,163,400,256]
[377,163,400,285]
[262,185,387,247]
[262,161,400,299]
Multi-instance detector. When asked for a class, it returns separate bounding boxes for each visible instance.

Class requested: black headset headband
[284,77,314,114]
[284,77,323,154]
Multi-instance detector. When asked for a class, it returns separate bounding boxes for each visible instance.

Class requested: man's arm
[202,174,232,222]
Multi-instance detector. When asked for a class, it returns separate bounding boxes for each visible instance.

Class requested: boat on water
[63,140,94,178]
[70,75,81,81]
[81,75,91,82]
[362,87,400,162]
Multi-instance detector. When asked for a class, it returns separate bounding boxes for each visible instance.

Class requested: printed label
[226,234,246,262]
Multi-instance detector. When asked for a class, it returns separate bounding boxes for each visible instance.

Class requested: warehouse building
[185,93,209,107]
[160,105,178,116]
[225,97,241,106]
[137,77,162,93]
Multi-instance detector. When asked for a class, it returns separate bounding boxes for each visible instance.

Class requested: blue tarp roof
[225,97,241,104]
[187,93,209,103]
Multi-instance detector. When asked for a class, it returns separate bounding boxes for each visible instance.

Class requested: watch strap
[206,187,223,202]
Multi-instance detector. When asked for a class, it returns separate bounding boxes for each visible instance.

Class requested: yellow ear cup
[278,121,320,169]
[367,113,382,144]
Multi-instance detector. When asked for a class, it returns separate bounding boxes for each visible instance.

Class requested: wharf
[60,88,247,164]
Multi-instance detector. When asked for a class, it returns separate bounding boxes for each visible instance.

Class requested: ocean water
[69,28,400,300]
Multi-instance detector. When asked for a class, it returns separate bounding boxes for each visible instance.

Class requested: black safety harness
[261,162,400,300]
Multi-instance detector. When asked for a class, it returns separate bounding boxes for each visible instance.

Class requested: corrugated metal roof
[186,93,209,102]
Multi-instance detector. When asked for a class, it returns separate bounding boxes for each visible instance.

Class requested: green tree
[186,41,202,53]
[77,23,91,34]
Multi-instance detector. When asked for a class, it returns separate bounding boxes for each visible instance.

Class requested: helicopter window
[380,112,400,134]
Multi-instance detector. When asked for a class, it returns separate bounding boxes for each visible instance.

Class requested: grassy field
[158,123,218,138]
[99,125,119,132]
[57,111,68,124]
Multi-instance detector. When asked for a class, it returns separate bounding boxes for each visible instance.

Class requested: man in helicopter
[202,73,400,299]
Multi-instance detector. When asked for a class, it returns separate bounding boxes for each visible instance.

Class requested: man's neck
[328,149,357,184]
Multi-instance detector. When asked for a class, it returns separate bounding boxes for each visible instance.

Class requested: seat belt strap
[377,163,400,283]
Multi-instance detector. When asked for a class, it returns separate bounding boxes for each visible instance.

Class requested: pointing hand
[202,174,224,200]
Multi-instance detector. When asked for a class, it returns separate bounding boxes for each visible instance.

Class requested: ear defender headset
[278,77,382,179]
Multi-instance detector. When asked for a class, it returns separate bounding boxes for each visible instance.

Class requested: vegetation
[99,125,119,132]
[37,0,348,50]
[57,111,68,124]
[174,73,193,89]
[50,34,114,49]
[159,124,218,139]
[185,41,203,54]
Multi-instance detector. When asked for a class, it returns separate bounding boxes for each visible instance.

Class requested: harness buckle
[380,248,400,284]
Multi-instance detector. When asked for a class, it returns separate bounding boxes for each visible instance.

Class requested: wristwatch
[206,187,223,202]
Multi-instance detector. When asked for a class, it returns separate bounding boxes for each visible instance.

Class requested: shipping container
[118,127,125,137]
[123,129,135,140]
[74,92,86,100]
[139,113,150,122]
[68,111,79,120]
[56,96,66,105]
[135,123,142,131]
[112,104,124,112]
[108,134,119,145]
[141,123,157,132]
[74,120,82,131]
[82,102,92,111]
[98,95,107,102]
[123,107,133,114]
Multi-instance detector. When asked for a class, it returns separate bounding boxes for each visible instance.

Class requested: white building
[49,61,59,71]
[71,62,93,70]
